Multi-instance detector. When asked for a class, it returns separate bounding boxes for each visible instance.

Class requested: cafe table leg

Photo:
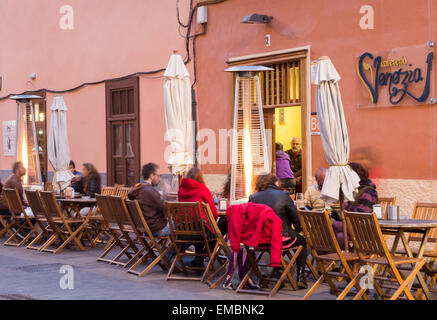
[82,207,95,248]
[378,231,402,298]
[399,229,433,300]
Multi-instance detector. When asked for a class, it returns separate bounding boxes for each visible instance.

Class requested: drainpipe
[191,88,198,167]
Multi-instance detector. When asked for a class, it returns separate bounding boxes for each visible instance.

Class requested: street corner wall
[0,99,19,180]
[139,76,170,174]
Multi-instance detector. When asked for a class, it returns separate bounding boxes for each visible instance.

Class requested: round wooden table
[379,219,437,300]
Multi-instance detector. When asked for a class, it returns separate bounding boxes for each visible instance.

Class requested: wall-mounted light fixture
[241,14,273,24]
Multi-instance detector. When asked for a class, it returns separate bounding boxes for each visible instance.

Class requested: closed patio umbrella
[48,95,74,190]
[313,57,360,203]
[163,53,194,176]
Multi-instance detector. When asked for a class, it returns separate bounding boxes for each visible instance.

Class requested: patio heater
[10,95,43,186]
[225,66,272,203]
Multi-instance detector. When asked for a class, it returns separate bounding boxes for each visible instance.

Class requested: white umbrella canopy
[48,95,74,190]
[163,53,194,175]
[313,57,360,203]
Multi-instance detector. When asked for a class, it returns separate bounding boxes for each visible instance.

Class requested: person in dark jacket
[82,163,101,198]
[0,161,28,212]
[249,173,308,289]
[128,163,170,237]
[275,142,296,194]
[334,162,378,249]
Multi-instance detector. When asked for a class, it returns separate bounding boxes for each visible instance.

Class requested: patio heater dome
[10,95,43,186]
[225,66,272,203]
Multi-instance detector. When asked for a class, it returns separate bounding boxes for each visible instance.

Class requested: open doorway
[227,48,310,193]
[263,106,303,195]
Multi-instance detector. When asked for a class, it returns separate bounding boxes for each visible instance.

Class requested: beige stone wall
[205,174,437,218]
[204,174,228,194]
[374,179,437,218]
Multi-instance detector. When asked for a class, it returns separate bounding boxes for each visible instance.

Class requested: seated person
[82,163,101,198]
[285,136,303,193]
[304,167,327,210]
[249,173,308,289]
[275,142,296,194]
[79,163,101,216]
[69,160,83,193]
[128,163,170,237]
[334,162,378,249]
[0,162,33,217]
[178,167,218,268]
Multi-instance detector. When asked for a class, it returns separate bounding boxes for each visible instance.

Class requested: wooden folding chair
[166,201,217,281]
[95,194,135,265]
[298,209,367,300]
[86,186,116,247]
[102,186,118,196]
[344,211,426,300]
[44,182,54,192]
[107,196,140,267]
[0,190,14,240]
[3,188,39,247]
[24,190,54,250]
[115,187,132,199]
[39,191,90,253]
[0,212,14,240]
[201,202,231,288]
[377,197,396,219]
[235,244,303,297]
[125,199,172,276]
[233,206,304,297]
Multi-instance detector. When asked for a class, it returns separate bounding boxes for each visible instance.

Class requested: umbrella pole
[339,186,349,252]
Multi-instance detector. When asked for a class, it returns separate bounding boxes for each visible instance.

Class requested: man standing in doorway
[286,136,302,193]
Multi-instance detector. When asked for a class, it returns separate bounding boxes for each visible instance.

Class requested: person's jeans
[152,222,171,238]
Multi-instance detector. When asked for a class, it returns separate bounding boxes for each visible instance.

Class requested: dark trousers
[287,234,307,270]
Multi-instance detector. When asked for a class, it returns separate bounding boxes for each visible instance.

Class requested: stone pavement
[0,244,335,300]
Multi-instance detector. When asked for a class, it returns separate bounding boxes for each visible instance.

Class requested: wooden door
[106,77,140,187]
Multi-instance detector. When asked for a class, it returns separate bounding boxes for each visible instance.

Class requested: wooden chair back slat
[115,187,132,199]
[411,202,437,242]
[377,197,396,219]
[24,190,46,220]
[95,194,117,224]
[166,201,204,234]
[298,209,339,253]
[125,200,154,238]
[39,191,64,219]
[108,196,130,226]
[344,211,387,257]
[102,186,117,196]
[3,188,25,216]
[44,182,54,192]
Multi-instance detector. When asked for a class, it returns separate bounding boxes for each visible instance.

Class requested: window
[260,61,301,107]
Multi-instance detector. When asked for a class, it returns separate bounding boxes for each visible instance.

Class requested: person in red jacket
[178,167,218,268]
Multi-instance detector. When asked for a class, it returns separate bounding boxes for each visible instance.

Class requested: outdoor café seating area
[0,184,437,300]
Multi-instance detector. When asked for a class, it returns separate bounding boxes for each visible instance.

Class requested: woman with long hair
[82,163,101,198]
